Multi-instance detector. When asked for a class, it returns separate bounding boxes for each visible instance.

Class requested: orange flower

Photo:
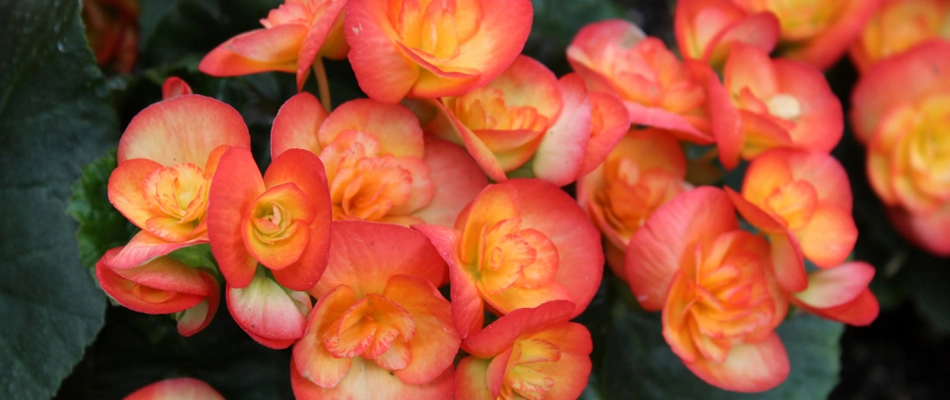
[577,128,690,280]
[123,377,224,400]
[415,179,603,339]
[730,0,882,69]
[853,41,950,255]
[568,19,728,145]
[850,0,950,72]
[96,247,219,337]
[271,94,487,226]
[344,0,534,102]
[107,95,250,269]
[674,0,779,68]
[726,148,857,292]
[82,0,139,73]
[716,43,843,169]
[292,221,458,399]
[626,187,789,392]
[424,56,593,185]
[455,301,593,400]
[199,0,349,90]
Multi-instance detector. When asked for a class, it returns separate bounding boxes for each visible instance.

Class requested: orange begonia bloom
[577,128,691,280]
[455,301,593,400]
[344,0,534,102]
[107,95,251,270]
[626,187,789,392]
[96,247,219,337]
[199,0,349,91]
[271,94,487,226]
[567,19,730,146]
[415,179,603,339]
[674,0,780,68]
[292,221,458,399]
[853,41,950,255]
[850,0,950,72]
[726,148,857,292]
[730,0,882,70]
[123,377,224,400]
[424,56,593,185]
[717,43,843,169]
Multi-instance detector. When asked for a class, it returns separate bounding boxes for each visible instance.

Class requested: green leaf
[908,253,950,334]
[0,0,120,398]
[66,151,137,271]
[602,304,844,399]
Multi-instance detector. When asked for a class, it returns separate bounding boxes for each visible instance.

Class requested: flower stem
[313,58,331,112]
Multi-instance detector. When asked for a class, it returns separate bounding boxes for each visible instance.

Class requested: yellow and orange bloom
[96,247,219,337]
[292,221,458,399]
[272,94,487,226]
[577,128,690,280]
[626,187,789,392]
[455,301,593,400]
[107,95,251,269]
[199,0,349,90]
[731,0,883,69]
[853,41,950,255]
[850,0,950,72]
[567,19,729,145]
[207,148,332,291]
[717,43,843,169]
[415,179,603,339]
[227,271,314,349]
[344,0,534,103]
[424,56,592,185]
[790,261,879,326]
[123,377,224,400]
[725,148,857,292]
[83,0,139,73]
[674,0,780,68]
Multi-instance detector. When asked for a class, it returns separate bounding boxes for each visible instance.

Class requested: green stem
[312,58,331,112]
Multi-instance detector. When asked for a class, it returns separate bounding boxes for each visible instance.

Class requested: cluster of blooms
[93,0,890,398]
[850,0,950,256]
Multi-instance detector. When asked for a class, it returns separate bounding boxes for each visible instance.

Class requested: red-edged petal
[384,275,460,384]
[625,187,738,311]
[262,149,332,291]
[118,95,250,165]
[462,300,574,358]
[532,73,592,186]
[227,276,311,350]
[684,332,789,392]
[108,231,203,271]
[710,12,780,65]
[410,137,488,227]
[794,261,875,308]
[312,220,445,298]
[291,356,454,400]
[96,248,209,315]
[344,0,420,103]
[768,231,808,292]
[626,102,713,145]
[577,91,631,178]
[446,108,509,182]
[795,205,858,268]
[199,32,298,77]
[294,284,356,388]
[123,377,224,400]
[161,77,193,100]
[725,187,786,232]
[318,98,426,158]
[271,92,328,159]
[796,288,880,326]
[208,148,264,288]
[294,0,348,90]
[176,271,220,337]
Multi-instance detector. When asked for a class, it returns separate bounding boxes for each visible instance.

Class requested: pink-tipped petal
[577,91,631,177]
[227,277,310,350]
[410,138,489,227]
[532,73,592,186]
[208,148,264,288]
[108,230,202,270]
[462,300,574,358]
[768,231,808,292]
[797,289,880,326]
[291,356,455,400]
[795,261,875,308]
[271,92,328,159]
[177,271,220,337]
[384,275,460,384]
[685,332,789,392]
[162,77,193,99]
[794,205,858,268]
[344,1,420,103]
[123,377,224,400]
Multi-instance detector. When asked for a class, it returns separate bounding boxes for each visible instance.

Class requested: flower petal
[271,92,328,159]
[208,148,264,288]
[794,261,875,308]
[532,73,592,187]
[685,332,789,392]
[462,300,574,358]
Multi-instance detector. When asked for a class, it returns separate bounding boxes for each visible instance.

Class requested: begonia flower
[626,187,789,392]
[423,56,592,185]
[199,0,349,91]
[292,221,458,399]
[790,261,879,326]
[123,377,224,400]
[674,0,780,68]
[83,0,139,73]
[227,271,314,349]
[730,0,882,70]
[577,128,691,280]
[271,94,487,226]
[725,148,857,292]
[107,95,251,269]
[567,19,731,145]
[208,147,332,291]
[717,43,842,169]
[850,0,950,72]
[415,179,603,339]
[455,301,592,400]
[96,247,219,337]
[344,0,533,102]
[852,40,950,255]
